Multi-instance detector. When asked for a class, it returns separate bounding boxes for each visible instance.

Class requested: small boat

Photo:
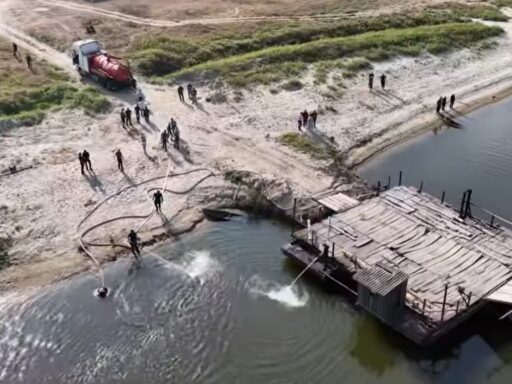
[202,208,244,221]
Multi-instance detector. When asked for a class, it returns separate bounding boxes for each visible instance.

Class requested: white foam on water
[247,276,308,308]
[177,250,220,281]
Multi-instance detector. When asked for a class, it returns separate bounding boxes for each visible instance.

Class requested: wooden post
[441,284,448,322]
[398,171,402,186]
[377,181,381,196]
[441,191,446,204]
[459,191,467,219]
[422,299,426,314]
[419,181,423,194]
[464,189,473,218]
[387,176,391,190]
[491,214,495,227]
[467,292,472,307]
[291,198,297,235]
[331,242,335,258]
[456,300,460,314]
[327,216,331,240]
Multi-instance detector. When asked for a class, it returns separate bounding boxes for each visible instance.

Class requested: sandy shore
[2,4,512,294]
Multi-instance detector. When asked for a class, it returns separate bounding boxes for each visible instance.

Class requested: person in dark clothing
[449,94,456,109]
[134,104,141,124]
[115,149,124,172]
[125,108,133,126]
[78,152,85,175]
[301,110,309,127]
[127,230,141,261]
[153,190,163,212]
[368,72,374,90]
[82,150,92,172]
[178,85,185,102]
[26,54,33,71]
[131,78,137,90]
[436,97,442,114]
[310,110,318,128]
[380,74,386,90]
[191,88,197,105]
[187,83,193,100]
[441,96,447,111]
[161,131,168,151]
[120,108,126,127]
[12,43,18,58]
[174,128,180,150]
[298,116,302,131]
[143,107,150,123]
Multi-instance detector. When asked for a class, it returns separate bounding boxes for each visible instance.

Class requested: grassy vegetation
[0,237,12,271]
[165,23,502,86]
[0,40,110,125]
[429,2,509,21]
[278,132,337,160]
[493,0,512,7]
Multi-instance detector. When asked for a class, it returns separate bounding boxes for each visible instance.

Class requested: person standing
[134,104,141,124]
[120,108,126,127]
[297,116,302,131]
[449,94,456,109]
[436,97,442,114]
[174,127,180,150]
[131,77,137,90]
[26,54,33,71]
[127,230,141,261]
[191,88,198,105]
[115,149,124,172]
[441,96,447,111]
[12,43,18,59]
[187,83,193,100]
[368,72,374,90]
[140,133,147,153]
[161,130,168,151]
[301,110,309,127]
[310,110,318,128]
[125,108,133,126]
[153,190,163,212]
[178,85,185,102]
[82,150,92,172]
[380,74,386,90]
[143,106,150,123]
[78,152,85,175]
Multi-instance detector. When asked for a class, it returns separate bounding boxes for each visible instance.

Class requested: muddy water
[359,98,512,222]
[1,218,512,383]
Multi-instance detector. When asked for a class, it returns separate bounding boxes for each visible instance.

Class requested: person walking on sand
[26,54,33,71]
[120,108,126,127]
[301,110,309,127]
[436,97,442,114]
[161,130,168,151]
[143,106,150,123]
[127,230,141,261]
[78,152,85,175]
[12,43,18,59]
[82,150,93,172]
[441,96,447,111]
[450,94,456,109]
[368,72,374,90]
[125,107,133,126]
[140,133,147,153]
[178,85,185,102]
[380,74,386,90]
[310,110,318,128]
[191,88,198,105]
[115,149,124,172]
[187,83,193,100]
[134,104,141,124]
[153,190,163,213]
[297,115,302,131]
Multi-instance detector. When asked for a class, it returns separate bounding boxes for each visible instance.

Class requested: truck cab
[71,39,102,74]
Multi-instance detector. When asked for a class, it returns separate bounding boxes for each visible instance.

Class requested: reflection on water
[360,97,512,223]
[1,218,512,383]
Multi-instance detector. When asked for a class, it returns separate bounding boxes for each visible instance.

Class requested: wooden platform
[294,186,512,325]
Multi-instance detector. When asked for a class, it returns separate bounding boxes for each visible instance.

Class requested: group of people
[12,43,33,71]
[298,109,318,131]
[368,72,387,90]
[436,94,456,113]
[120,105,150,127]
[161,117,180,151]
[77,150,93,174]
[177,83,198,104]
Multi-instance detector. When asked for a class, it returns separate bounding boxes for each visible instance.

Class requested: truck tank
[89,54,132,84]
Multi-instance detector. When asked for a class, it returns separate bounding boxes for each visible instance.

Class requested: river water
[359,98,512,222]
[1,216,512,383]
